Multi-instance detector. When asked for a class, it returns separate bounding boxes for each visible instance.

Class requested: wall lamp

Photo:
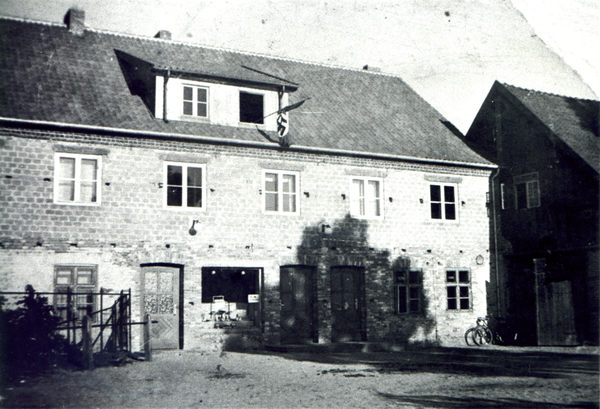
[189,219,200,236]
[321,223,332,235]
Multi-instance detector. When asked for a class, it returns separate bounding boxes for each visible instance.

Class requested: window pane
[459,270,469,283]
[367,180,380,216]
[197,103,207,117]
[398,286,407,313]
[58,181,75,201]
[59,157,75,179]
[445,203,456,220]
[448,298,457,310]
[56,269,73,285]
[409,299,420,312]
[187,167,202,187]
[409,287,419,299]
[167,187,182,206]
[183,86,193,101]
[158,272,173,293]
[145,272,158,293]
[80,181,97,202]
[516,183,527,209]
[167,165,182,186]
[187,187,202,207]
[282,174,295,193]
[459,286,469,298]
[527,180,540,208]
[431,203,441,219]
[352,179,365,216]
[265,193,278,211]
[409,270,419,284]
[396,271,406,284]
[197,87,207,102]
[430,185,441,202]
[282,193,296,212]
[447,286,456,298]
[80,159,97,181]
[460,298,470,310]
[183,101,193,115]
[265,173,278,192]
[77,269,93,285]
[444,185,455,203]
[446,270,456,282]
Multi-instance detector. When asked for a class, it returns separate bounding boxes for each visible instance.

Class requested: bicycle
[464,316,494,346]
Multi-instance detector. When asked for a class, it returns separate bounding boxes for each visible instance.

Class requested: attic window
[240,91,264,124]
[183,85,208,118]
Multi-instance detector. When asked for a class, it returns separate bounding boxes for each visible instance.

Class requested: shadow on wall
[295,214,437,346]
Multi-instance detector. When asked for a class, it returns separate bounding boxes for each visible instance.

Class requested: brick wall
[1,128,491,348]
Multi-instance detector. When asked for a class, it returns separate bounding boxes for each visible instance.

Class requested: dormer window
[183,85,208,118]
[240,91,264,124]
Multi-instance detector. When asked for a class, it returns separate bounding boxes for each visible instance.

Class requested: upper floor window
[430,183,457,221]
[351,177,382,219]
[446,269,470,310]
[54,265,97,322]
[263,170,299,214]
[514,173,540,209]
[165,163,206,209]
[395,269,422,314]
[54,153,101,205]
[240,91,264,124]
[182,84,208,118]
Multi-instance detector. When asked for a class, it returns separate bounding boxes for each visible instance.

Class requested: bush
[0,285,72,381]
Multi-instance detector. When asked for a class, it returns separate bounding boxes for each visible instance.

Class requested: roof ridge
[501,82,600,103]
[0,14,399,80]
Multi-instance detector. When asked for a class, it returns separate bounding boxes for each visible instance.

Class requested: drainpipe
[491,167,502,318]
[162,69,170,123]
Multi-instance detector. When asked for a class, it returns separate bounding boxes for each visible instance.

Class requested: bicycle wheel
[464,327,479,346]
[473,327,492,345]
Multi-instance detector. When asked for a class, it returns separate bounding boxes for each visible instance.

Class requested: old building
[0,10,494,349]
[464,81,599,345]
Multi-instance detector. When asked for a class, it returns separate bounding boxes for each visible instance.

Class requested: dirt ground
[2,346,598,408]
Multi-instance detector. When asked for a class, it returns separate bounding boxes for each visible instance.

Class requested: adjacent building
[0,10,495,349]
[464,81,599,345]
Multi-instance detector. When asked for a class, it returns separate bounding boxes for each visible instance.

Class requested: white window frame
[53,153,102,206]
[429,183,459,222]
[446,269,471,311]
[181,83,209,119]
[350,177,383,220]
[164,162,207,210]
[262,170,299,215]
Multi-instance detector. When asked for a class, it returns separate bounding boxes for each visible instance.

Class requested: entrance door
[142,265,181,349]
[280,266,315,344]
[331,266,365,342]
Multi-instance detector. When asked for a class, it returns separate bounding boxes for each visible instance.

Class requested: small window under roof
[240,92,264,124]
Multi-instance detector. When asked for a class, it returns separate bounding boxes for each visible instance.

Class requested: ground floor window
[54,265,97,321]
[201,267,260,322]
[446,269,470,310]
[395,269,422,314]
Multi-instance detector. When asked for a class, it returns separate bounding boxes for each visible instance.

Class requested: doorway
[280,266,317,344]
[330,266,366,342]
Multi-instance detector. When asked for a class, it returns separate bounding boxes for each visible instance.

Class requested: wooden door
[142,266,181,349]
[331,266,365,342]
[280,266,315,344]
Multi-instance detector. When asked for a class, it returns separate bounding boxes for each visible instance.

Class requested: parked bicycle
[465,316,495,346]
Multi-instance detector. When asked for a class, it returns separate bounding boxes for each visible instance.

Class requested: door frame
[330,265,367,342]
[280,265,318,344]
[140,263,184,350]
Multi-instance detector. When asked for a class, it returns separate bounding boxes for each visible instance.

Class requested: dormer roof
[0,16,492,167]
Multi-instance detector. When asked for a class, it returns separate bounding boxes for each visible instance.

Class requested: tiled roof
[0,17,491,166]
[502,83,600,172]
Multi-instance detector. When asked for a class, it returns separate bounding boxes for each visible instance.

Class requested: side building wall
[0,127,492,348]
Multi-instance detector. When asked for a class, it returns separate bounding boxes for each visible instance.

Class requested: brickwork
[1,128,491,348]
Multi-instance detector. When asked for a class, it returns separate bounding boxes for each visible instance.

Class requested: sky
[0,0,598,134]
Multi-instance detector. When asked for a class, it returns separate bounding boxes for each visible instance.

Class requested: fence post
[144,313,152,362]
[82,315,94,370]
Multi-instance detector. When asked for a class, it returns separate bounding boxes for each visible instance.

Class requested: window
[263,170,299,214]
[165,163,206,209]
[395,269,422,314]
[182,84,208,118]
[54,265,97,322]
[514,173,540,209]
[446,269,470,310]
[54,153,101,205]
[240,91,264,124]
[351,177,382,219]
[430,184,457,220]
